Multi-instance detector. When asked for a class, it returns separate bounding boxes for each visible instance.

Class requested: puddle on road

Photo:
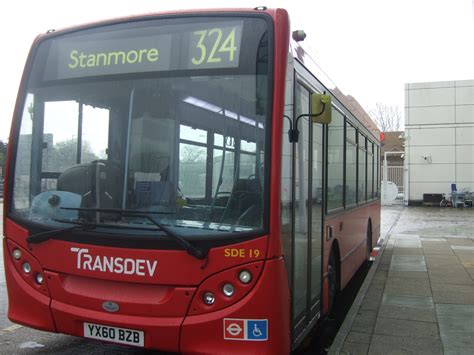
[396,224,473,239]
[19,341,45,349]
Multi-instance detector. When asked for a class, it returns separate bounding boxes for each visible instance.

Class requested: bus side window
[327,110,344,211]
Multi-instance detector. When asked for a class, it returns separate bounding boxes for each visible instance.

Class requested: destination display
[44,21,243,80]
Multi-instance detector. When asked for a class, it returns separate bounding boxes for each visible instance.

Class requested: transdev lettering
[70,247,158,277]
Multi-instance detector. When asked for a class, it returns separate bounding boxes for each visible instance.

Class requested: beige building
[404,79,474,205]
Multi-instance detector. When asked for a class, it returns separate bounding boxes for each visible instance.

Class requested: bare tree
[368,103,403,132]
[181,145,205,162]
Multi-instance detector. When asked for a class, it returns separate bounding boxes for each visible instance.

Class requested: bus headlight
[35,274,44,285]
[188,261,263,316]
[22,262,32,274]
[239,270,252,284]
[7,240,51,297]
[203,292,215,305]
[222,283,235,297]
[13,249,22,260]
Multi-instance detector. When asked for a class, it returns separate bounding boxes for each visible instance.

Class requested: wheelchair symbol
[247,320,267,340]
[252,323,263,338]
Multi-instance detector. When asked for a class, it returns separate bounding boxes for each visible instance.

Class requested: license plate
[83,322,144,347]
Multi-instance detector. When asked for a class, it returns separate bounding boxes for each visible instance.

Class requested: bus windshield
[10,16,271,240]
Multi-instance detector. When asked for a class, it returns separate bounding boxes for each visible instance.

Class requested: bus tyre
[327,249,337,316]
[366,221,372,262]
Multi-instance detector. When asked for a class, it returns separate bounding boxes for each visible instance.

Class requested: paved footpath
[330,205,474,355]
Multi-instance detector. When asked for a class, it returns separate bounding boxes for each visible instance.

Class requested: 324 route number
[191,27,237,65]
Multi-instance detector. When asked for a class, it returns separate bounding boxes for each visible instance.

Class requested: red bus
[3,7,380,354]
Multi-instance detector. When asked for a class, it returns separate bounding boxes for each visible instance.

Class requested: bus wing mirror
[311,93,332,124]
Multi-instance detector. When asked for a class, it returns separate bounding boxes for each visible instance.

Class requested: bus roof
[291,40,380,141]
[35,7,285,39]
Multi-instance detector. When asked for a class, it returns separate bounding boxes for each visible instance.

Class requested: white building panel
[408,106,455,125]
[456,126,474,145]
[456,164,474,182]
[455,79,474,87]
[456,145,474,164]
[409,164,455,182]
[408,87,455,107]
[405,80,473,204]
[410,146,455,164]
[456,105,474,123]
[407,127,455,146]
[407,81,455,90]
[409,182,452,200]
[455,86,474,105]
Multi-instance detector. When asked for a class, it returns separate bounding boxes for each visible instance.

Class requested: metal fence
[382,165,404,193]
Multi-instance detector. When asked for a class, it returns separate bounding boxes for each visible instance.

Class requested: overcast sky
[0,0,473,141]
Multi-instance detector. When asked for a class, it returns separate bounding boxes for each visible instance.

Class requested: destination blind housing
[43,20,244,80]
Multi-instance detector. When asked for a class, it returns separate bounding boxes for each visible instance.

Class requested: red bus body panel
[267,8,290,260]
[180,258,290,355]
[4,217,288,352]
[3,238,56,331]
[321,201,381,313]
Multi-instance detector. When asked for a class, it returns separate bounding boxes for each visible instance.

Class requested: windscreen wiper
[27,224,96,244]
[138,213,207,260]
[60,207,207,260]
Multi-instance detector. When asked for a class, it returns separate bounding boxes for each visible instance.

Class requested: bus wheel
[328,249,337,315]
[366,221,373,262]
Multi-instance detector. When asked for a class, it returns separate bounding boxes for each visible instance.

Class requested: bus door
[292,81,324,338]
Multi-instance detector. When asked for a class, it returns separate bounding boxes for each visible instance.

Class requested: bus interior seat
[221,178,262,225]
[57,161,122,211]
[57,164,92,196]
